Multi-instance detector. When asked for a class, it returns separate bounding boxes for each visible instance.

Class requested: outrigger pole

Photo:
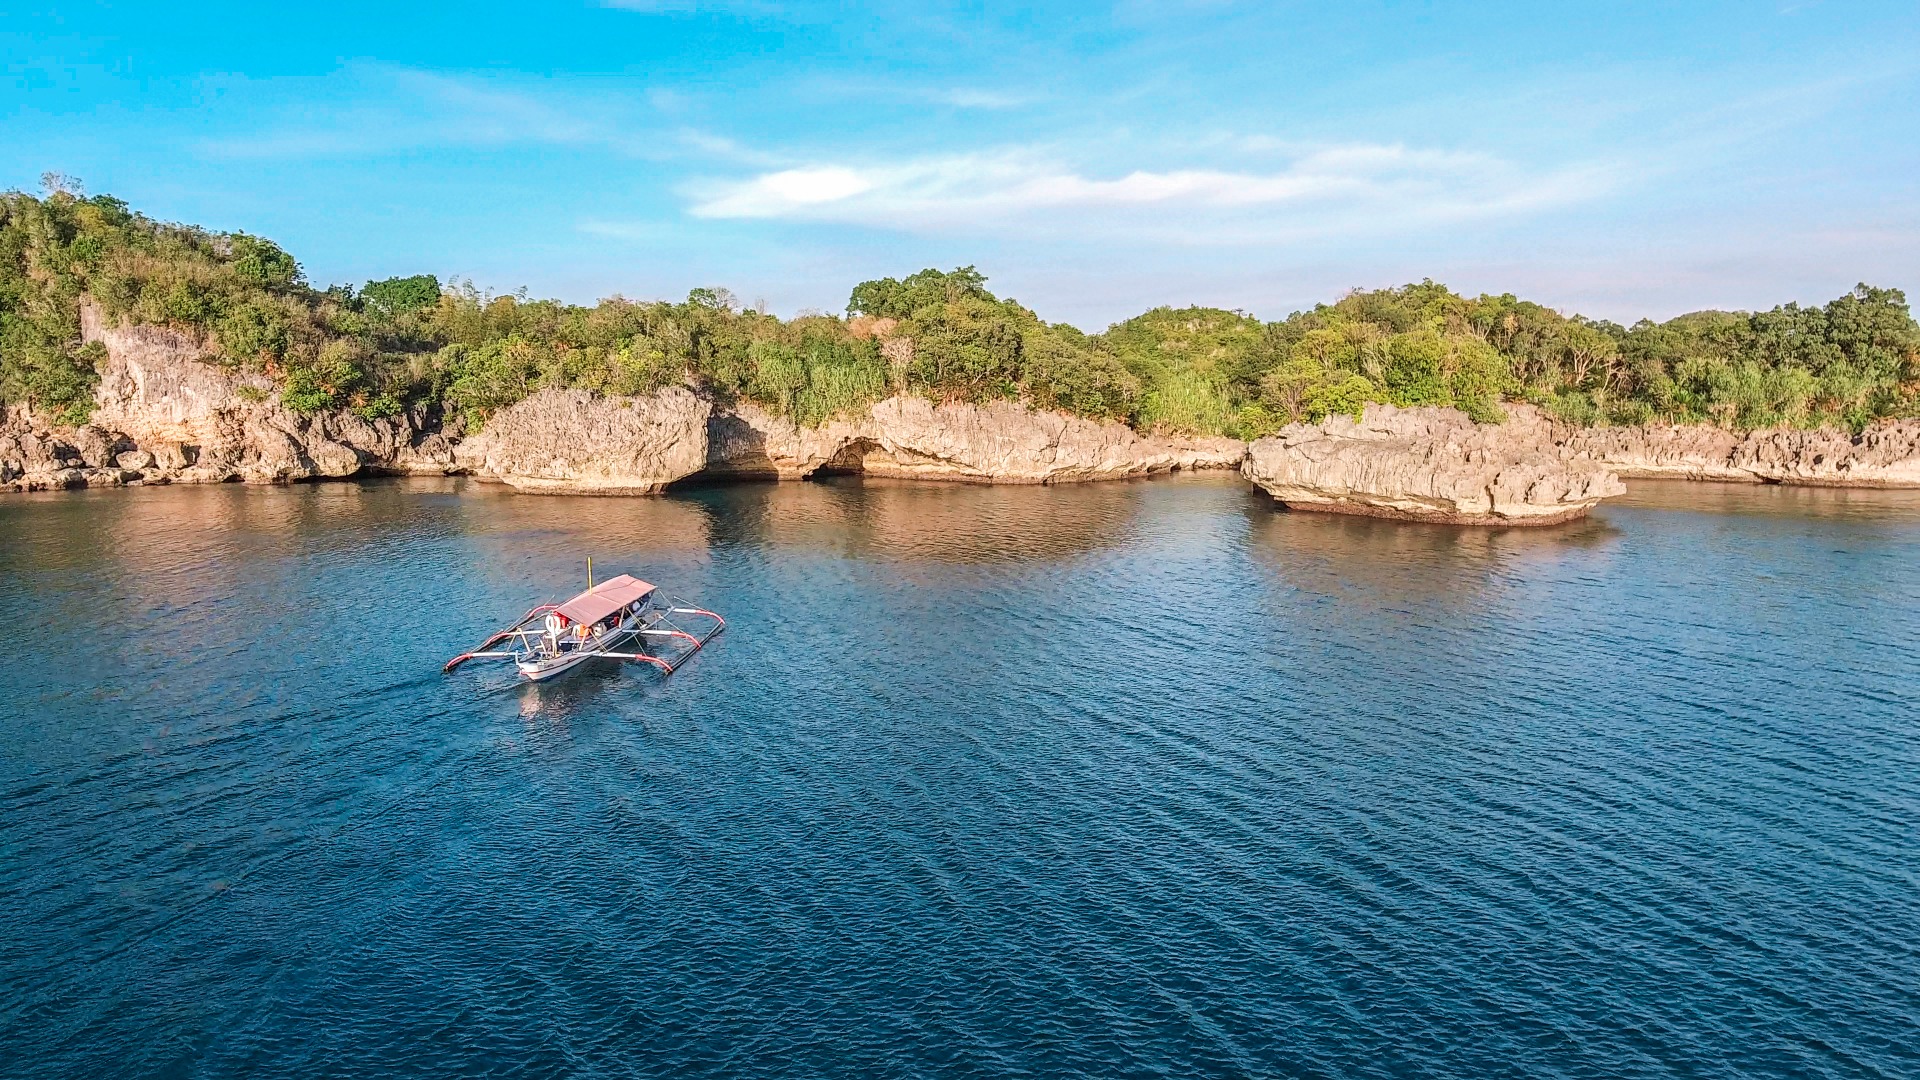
[595,601,726,675]
[443,577,723,682]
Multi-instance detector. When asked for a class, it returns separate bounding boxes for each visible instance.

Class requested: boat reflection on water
[3,463,1919,1079]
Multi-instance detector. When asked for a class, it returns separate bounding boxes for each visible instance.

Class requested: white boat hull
[517,626,640,681]
[517,650,598,681]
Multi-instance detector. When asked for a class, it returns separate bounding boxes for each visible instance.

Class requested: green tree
[4,187,1915,439]
[230,234,302,289]
[360,274,441,319]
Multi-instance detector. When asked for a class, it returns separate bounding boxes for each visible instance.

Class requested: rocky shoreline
[0,310,1245,495]
[1557,414,1920,488]
[1242,406,1625,526]
[1238,403,1920,524]
[6,313,1920,524]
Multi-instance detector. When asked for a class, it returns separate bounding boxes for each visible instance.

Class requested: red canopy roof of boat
[553,574,655,625]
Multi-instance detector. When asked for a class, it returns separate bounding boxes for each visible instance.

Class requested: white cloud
[672,129,793,167]
[685,142,1619,242]
[742,166,876,206]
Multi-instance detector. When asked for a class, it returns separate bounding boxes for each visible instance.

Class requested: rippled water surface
[2,476,1917,1078]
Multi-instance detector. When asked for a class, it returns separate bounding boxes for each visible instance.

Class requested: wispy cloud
[779,74,1044,111]
[671,128,791,167]
[928,88,1033,109]
[578,219,684,241]
[685,142,1619,242]
[197,67,664,160]
[600,0,788,16]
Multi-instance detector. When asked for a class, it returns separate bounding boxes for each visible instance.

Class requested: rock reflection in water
[1614,477,1920,521]
[689,474,1150,564]
[439,479,718,602]
[1243,494,1621,614]
[2,471,1919,1079]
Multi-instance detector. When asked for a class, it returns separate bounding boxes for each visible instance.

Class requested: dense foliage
[1105,280,1920,435]
[3,187,1916,435]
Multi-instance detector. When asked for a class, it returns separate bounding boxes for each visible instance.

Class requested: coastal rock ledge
[1556,414,1920,487]
[1244,404,1626,525]
[454,387,710,494]
[1,307,455,492]
[707,397,1245,485]
[456,390,1247,493]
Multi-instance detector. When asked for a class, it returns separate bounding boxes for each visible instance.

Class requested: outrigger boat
[443,572,724,682]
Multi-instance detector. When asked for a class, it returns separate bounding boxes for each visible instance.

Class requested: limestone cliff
[1,306,454,491]
[1244,404,1625,525]
[1549,412,1920,487]
[705,395,1246,484]
[704,400,865,481]
[454,387,711,494]
[13,312,1917,501]
[468,390,1243,494]
[1,315,1240,496]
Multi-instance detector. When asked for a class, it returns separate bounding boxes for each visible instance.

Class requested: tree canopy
[2,188,1914,434]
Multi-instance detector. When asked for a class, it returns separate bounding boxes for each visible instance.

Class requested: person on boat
[543,612,565,654]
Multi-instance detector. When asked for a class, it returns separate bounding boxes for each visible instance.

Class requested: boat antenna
[587,556,594,589]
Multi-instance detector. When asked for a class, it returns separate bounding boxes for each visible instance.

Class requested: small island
[4,188,1918,521]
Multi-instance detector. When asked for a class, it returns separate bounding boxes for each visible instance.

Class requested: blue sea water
[1,475,1917,1079]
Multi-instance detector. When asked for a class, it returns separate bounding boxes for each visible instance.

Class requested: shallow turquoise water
[2,476,1917,1078]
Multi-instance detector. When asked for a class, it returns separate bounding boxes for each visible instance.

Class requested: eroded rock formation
[2,307,455,492]
[11,311,1917,501]
[705,395,1246,484]
[1244,404,1626,525]
[1552,412,1920,487]
[454,387,711,494]
[704,400,867,481]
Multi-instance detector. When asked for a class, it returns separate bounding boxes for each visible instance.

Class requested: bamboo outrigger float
[443,570,724,682]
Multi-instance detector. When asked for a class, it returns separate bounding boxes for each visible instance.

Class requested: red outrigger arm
[597,651,673,671]
[598,604,727,674]
[444,602,561,672]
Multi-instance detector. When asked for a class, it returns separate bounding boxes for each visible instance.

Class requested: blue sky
[5,1,1916,328]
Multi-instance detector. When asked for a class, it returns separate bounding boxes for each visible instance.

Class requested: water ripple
[0,477,1916,1077]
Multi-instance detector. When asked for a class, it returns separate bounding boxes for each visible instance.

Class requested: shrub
[1140,369,1236,435]
[354,394,404,421]
[217,302,290,366]
[229,234,301,289]
[1023,336,1140,421]
[4,191,1917,439]
[445,338,540,425]
[360,274,440,319]
[1303,373,1379,422]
